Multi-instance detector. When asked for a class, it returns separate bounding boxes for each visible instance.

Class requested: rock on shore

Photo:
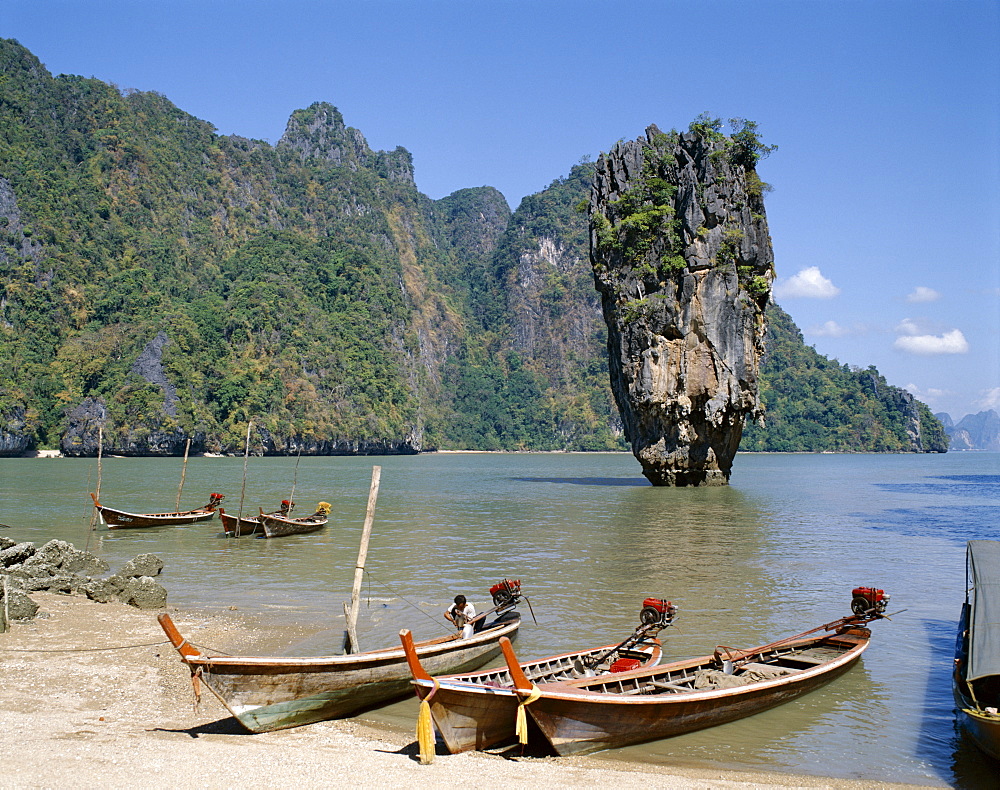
[0,536,167,631]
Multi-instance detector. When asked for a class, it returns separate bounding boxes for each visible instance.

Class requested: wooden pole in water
[344,465,381,654]
[86,426,104,551]
[175,437,192,510]
[236,422,253,526]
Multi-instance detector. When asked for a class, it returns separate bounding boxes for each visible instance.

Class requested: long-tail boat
[219,500,294,537]
[498,587,890,756]
[157,579,527,733]
[258,501,330,538]
[90,492,223,529]
[400,596,676,754]
[954,540,1000,760]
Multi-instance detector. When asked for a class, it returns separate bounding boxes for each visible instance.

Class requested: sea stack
[588,120,775,485]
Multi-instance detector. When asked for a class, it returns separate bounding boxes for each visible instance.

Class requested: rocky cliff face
[589,124,774,485]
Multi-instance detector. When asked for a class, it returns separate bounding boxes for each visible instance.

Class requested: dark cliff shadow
[512,476,648,487]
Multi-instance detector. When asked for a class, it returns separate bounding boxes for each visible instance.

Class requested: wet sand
[0,593,938,789]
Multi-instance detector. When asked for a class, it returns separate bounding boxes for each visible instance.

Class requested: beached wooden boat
[90,492,223,529]
[499,588,890,756]
[258,501,330,538]
[218,501,294,537]
[954,540,1000,761]
[158,608,521,733]
[401,597,676,753]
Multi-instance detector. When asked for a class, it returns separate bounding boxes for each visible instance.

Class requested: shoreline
[0,593,938,789]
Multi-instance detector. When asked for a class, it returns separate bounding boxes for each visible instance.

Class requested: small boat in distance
[90,492,224,529]
[157,579,528,733]
[499,587,891,756]
[219,500,294,537]
[401,596,677,754]
[258,501,331,538]
[954,540,1000,761]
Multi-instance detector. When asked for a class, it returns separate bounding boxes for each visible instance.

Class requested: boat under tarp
[954,540,1000,760]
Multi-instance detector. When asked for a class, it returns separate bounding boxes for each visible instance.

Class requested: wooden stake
[176,437,192,510]
[237,422,253,526]
[344,465,381,654]
[86,426,103,553]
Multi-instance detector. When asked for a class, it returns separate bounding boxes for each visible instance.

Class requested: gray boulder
[0,536,16,551]
[1,587,39,620]
[82,574,127,604]
[118,576,167,610]
[119,554,164,578]
[0,542,35,568]
[27,539,109,576]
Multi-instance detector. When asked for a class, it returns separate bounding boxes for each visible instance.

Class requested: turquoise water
[1,451,998,787]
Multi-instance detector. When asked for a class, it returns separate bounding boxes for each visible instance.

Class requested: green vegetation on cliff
[741,305,948,452]
[0,40,946,455]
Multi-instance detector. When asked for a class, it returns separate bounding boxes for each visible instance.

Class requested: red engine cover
[852,586,886,602]
[490,579,520,597]
[610,658,641,673]
[642,597,672,613]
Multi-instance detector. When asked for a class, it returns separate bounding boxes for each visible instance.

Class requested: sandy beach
[0,593,939,789]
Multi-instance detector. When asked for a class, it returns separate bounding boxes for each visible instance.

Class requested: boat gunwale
[518,636,869,705]
[169,617,522,671]
[410,639,663,696]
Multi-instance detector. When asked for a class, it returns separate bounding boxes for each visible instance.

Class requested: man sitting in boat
[445,595,477,639]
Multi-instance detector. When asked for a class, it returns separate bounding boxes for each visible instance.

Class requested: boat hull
[955,682,1000,761]
[259,514,327,538]
[413,642,661,754]
[521,629,871,756]
[97,505,217,529]
[160,615,520,733]
[218,510,262,537]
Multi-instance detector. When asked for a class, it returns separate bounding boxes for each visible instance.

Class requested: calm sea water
[1,451,998,787]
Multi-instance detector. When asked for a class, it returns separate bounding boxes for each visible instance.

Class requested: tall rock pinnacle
[588,121,775,485]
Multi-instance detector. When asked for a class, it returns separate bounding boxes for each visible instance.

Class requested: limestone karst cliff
[588,121,775,485]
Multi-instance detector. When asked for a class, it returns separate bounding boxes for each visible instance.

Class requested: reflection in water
[2,452,999,785]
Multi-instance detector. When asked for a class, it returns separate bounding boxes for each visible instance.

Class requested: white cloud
[773,266,841,299]
[904,384,950,407]
[807,320,850,338]
[975,388,1000,410]
[893,328,969,355]
[895,318,922,336]
[905,286,940,303]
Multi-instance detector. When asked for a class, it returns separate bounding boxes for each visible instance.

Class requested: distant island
[936,410,1000,451]
[0,39,947,458]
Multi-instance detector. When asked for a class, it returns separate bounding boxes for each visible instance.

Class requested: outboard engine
[490,578,521,613]
[582,596,678,671]
[851,586,889,616]
[639,597,677,628]
[479,578,528,629]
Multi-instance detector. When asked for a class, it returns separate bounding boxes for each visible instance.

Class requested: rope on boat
[360,569,454,635]
[515,684,542,745]
[417,677,439,765]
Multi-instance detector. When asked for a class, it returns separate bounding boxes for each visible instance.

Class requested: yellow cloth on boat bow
[516,684,542,745]
[417,678,439,765]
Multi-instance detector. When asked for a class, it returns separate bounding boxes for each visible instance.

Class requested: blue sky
[5,0,998,420]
